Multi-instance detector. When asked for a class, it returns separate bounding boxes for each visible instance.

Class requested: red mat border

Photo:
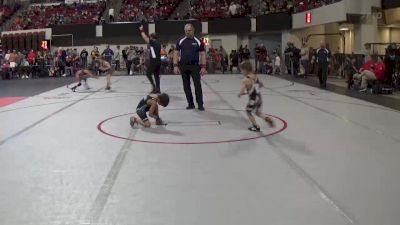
[97,108,288,145]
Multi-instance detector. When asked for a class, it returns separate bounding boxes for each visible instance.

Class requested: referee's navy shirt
[315,48,331,65]
[176,36,205,65]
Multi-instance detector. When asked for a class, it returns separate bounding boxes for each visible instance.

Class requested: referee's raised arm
[139,25,150,43]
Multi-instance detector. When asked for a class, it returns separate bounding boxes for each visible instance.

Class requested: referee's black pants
[317,63,328,88]
[126,60,133,75]
[146,61,161,91]
[180,64,203,107]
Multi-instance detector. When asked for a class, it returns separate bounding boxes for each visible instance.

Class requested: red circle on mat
[97,108,288,145]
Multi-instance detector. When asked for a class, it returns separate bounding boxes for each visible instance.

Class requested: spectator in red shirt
[353,55,384,92]
[1,60,11,79]
[360,55,375,72]
[27,50,36,65]
[374,56,385,81]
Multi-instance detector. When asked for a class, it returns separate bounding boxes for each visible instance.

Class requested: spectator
[183,12,191,20]
[9,50,18,68]
[122,46,129,71]
[238,45,244,62]
[160,45,168,74]
[102,45,114,63]
[91,47,100,62]
[19,56,30,79]
[37,51,45,69]
[219,46,228,74]
[374,56,386,82]
[364,43,373,63]
[230,50,239,72]
[258,44,267,73]
[229,2,237,16]
[4,50,11,62]
[353,55,378,92]
[285,42,300,75]
[2,60,11,79]
[168,45,175,72]
[255,44,261,72]
[114,45,121,71]
[345,57,358,89]
[315,42,331,88]
[265,53,274,74]
[243,45,250,60]
[10,2,105,31]
[273,51,281,75]
[80,48,89,68]
[127,46,136,75]
[109,7,114,22]
[56,48,67,77]
[27,49,36,65]
[300,42,309,77]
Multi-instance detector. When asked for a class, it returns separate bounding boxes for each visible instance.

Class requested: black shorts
[136,106,149,122]
[246,97,262,113]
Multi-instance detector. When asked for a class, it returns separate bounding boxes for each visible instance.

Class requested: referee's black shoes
[186,105,204,111]
[186,105,195,110]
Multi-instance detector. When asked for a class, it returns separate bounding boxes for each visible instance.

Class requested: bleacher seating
[191,0,343,20]
[0,4,21,27]
[9,2,106,31]
[118,0,181,22]
[191,0,250,20]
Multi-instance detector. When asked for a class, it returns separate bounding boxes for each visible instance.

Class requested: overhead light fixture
[338,23,353,31]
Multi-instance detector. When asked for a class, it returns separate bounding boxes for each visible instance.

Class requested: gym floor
[0,75,399,225]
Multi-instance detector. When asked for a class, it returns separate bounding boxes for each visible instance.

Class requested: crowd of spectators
[1,49,54,79]
[189,0,251,20]
[182,0,343,20]
[0,45,154,79]
[10,1,106,31]
[281,41,400,93]
[255,0,342,16]
[2,0,345,30]
[0,4,20,27]
[118,0,181,22]
[2,41,399,95]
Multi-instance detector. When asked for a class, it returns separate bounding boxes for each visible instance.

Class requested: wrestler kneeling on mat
[130,93,169,128]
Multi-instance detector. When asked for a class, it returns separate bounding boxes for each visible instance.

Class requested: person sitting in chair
[353,56,385,92]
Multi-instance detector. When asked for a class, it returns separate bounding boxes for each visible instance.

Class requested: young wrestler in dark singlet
[130,93,169,128]
[238,61,275,132]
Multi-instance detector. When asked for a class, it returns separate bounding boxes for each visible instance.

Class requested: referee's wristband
[173,64,178,67]
[200,64,206,69]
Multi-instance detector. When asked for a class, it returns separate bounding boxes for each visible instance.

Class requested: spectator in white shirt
[300,42,309,76]
[109,8,114,22]
[229,2,237,16]
[273,51,281,75]
[114,45,121,71]
[4,50,10,61]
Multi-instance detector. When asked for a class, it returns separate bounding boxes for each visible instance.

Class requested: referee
[139,25,161,93]
[173,23,207,111]
[315,42,331,88]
